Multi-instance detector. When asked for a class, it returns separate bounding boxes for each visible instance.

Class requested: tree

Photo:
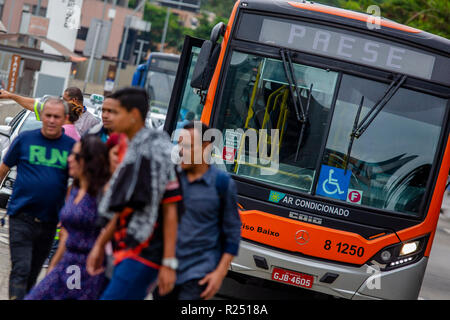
[142,3,186,52]
[201,0,236,18]
[380,0,449,38]
[322,0,449,38]
[184,14,228,40]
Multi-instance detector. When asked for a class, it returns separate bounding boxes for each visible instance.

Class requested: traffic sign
[7,55,21,93]
[316,165,351,201]
[83,19,111,59]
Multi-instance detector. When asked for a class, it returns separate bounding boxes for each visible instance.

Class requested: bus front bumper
[226,240,428,300]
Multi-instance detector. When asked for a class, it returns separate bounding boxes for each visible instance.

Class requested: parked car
[83,94,104,122]
[0,110,42,208]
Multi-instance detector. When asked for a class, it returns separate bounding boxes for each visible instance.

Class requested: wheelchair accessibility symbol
[317,165,351,201]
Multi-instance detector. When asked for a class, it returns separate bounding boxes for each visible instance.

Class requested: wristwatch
[162,258,178,270]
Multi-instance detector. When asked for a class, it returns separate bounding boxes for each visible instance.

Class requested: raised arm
[0,163,10,186]
[0,89,36,111]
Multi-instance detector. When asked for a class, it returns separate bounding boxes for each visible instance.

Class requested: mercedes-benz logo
[295,230,310,245]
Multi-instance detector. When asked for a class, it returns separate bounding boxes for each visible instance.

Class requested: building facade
[0,0,143,60]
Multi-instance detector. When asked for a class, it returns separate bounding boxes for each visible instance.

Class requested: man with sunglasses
[0,87,99,136]
[0,97,75,300]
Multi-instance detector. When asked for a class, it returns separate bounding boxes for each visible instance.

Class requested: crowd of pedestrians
[0,86,242,300]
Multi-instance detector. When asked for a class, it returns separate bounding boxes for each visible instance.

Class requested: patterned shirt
[113,173,182,268]
[98,127,182,268]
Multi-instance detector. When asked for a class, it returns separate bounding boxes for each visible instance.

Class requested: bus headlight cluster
[369,235,429,271]
[390,257,414,267]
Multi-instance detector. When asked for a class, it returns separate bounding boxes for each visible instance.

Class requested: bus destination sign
[254,17,436,80]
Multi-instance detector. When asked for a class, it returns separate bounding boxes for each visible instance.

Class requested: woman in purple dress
[25,135,111,300]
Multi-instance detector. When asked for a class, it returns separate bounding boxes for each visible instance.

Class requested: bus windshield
[145,57,179,114]
[215,50,448,216]
[217,51,339,192]
[146,71,176,113]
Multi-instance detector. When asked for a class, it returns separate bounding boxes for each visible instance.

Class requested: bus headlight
[400,241,420,256]
[368,234,429,271]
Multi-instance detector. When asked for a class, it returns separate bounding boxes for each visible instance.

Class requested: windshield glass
[214,51,448,216]
[19,112,42,134]
[320,75,447,216]
[174,46,203,127]
[146,70,176,115]
[215,51,339,193]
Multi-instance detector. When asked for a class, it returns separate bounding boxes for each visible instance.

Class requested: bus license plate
[271,267,314,289]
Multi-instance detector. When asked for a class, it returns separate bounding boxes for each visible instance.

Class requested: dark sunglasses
[71,152,82,162]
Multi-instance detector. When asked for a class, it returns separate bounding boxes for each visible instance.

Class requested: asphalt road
[0,194,449,300]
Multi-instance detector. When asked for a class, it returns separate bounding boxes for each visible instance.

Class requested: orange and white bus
[164,0,450,300]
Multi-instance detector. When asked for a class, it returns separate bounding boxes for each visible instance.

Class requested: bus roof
[238,0,450,55]
[148,52,180,60]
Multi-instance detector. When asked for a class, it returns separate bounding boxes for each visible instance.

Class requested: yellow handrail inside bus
[277,89,289,151]
[259,87,289,162]
[261,85,286,130]
[233,128,258,174]
[244,64,262,129]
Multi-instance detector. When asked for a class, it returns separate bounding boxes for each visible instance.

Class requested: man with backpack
[154,121,242,300]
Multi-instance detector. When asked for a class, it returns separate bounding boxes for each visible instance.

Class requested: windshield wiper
[280,49,306,123]
[344,74,407,173]
[296,83,313,161]
[280,49,313,161]
[344,95,364,173]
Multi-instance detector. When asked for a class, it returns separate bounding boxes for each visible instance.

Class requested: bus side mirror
[190,22,225,94]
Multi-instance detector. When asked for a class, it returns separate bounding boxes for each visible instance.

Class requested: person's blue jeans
[100,258,159,300]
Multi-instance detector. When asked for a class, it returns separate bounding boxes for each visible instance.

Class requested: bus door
[164,36,206,136]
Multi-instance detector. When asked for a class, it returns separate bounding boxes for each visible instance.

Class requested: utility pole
[135,39,149,65]
[98,0,117,84]
[114,0,146,89]
[83,19,102,93]
[160,7,170,52]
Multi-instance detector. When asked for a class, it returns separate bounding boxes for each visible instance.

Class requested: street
[1,193,449,300]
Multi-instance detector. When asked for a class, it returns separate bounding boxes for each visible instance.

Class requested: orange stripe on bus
[201,0,240,125]
[369,232,386,240]
[396,135,450,257]
[239,210,398,265]
[287,2,422,34]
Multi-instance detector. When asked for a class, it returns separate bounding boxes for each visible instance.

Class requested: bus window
[146,71,176,113]
[321,74,447,215]
[215,51,338,193]
[174,46,204,127]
